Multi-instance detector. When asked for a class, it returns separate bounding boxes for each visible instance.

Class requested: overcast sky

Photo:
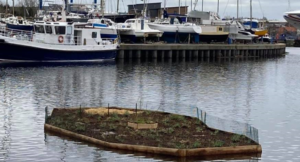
[1,0,298,20]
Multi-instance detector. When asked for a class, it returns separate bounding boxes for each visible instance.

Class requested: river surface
[0,48,300,162]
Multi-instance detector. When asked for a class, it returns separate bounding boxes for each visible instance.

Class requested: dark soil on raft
[47,107,258,149]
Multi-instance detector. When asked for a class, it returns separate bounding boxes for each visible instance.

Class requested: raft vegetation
[47,108,257,149]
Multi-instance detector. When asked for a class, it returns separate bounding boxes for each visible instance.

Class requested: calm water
[1,48,300,162]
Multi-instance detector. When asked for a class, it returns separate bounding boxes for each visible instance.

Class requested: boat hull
[159,32,200,43]
[199,34,229,43]
[0,38,117,62]
[254,30,268,37]
[148,23,202,34]
[7,23,33,31]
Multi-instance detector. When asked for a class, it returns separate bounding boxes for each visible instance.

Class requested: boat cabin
[33,21,105,46]
[118,18,151,30]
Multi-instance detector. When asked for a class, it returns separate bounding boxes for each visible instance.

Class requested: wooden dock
[117,43,286,59]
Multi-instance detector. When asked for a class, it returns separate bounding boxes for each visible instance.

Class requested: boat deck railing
[0,28,33,41]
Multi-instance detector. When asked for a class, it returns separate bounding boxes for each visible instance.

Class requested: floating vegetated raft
[44,107,262,157]
[117,43,286,60]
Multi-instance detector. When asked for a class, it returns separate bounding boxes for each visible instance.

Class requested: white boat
[86,18,118,40]
[234,30,258,41]
[148,17,202,43]
[148,18,201,34]
[117,18,163,43]
[284,10,300,29]
[5,16,33,31]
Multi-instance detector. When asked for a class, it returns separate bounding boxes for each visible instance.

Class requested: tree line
[0,0,38,18]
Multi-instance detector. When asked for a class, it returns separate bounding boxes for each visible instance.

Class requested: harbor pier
[117,44,286,60]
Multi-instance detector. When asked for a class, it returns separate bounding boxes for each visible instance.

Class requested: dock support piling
[193,50,199,59]
[136,50,141,58]
[152,50,157,59]
[167,50,172,58]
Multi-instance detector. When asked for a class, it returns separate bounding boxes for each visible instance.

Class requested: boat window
[67,26,72,35]
[45,26,52,34]
[126,20,135,23]
[92,32,97,38]
[219,27,222,31]
[34,25,45,33]
[55,26,66,35]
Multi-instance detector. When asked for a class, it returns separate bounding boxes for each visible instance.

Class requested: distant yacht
[284,10,300,29]
[117,18,163,43]
[148,16,202,43]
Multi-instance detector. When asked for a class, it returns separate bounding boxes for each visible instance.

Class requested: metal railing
[45,101,260,144]
[0,28,33,41]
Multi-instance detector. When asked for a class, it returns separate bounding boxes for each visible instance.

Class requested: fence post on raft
[135,103,137,117]
[196,107,199,119]
[45,106,48,123]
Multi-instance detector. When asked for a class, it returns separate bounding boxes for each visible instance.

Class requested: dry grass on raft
[84,108,143,115]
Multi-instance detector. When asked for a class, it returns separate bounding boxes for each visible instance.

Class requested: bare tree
[15,0,38,17]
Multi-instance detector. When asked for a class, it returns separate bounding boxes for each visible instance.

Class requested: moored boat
[86,18,118,41]
[199,26,229,43]
[117,18,163,43]
[284,10,300,30]
[0,21,118,62]
[148,17,201,43]
[6,16,33,31]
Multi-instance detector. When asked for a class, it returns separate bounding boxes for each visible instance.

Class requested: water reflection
[0,52,299,161]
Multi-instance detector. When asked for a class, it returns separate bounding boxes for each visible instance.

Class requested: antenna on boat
[61,0,66,21]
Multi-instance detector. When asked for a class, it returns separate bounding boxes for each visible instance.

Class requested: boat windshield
[126,20,135,23]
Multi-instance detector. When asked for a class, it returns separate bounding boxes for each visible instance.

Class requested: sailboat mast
[250,0,252,28]
[117,0,119,13]
[237,0,239,19]
[202,0,203,12]
[5,0,8,16]
[101,0,105,18]
[190,0,192,12]
[217,0,219,15]
[179,0,180,15]
[13,0,15,16]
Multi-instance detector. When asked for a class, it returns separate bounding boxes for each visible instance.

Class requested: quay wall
[117,43,286,59]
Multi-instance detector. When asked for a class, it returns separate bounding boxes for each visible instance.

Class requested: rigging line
[223,0,230,16]
[258,0,264,17]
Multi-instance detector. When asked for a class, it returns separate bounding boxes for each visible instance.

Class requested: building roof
[128,2,162,6]
[163,6,189,9]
